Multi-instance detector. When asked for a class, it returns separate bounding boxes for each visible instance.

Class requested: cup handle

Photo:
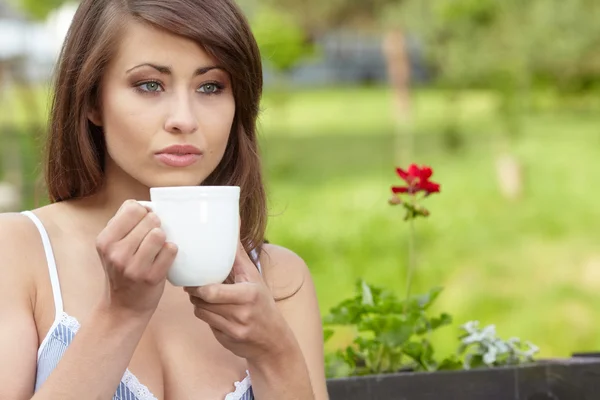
[136,200,154,211]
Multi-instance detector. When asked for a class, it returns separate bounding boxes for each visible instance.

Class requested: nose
[164,92,199,134]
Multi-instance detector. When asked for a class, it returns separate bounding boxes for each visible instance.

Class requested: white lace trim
[58,312,251,400]
[59,312,81,333]
[58,312,157,400]
[122,369,158,400]
[224,371,252,400]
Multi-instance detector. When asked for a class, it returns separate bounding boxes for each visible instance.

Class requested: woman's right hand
[95,199,178,317]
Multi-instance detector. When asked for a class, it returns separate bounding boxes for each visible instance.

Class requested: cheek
[101,90,156,157]
[203,99,236,157]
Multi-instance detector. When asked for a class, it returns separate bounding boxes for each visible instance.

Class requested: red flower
[392,164,440,196]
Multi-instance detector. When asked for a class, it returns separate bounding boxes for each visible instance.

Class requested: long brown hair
[45,0,267,255]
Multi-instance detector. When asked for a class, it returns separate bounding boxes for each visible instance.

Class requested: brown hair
[45,0,267,255]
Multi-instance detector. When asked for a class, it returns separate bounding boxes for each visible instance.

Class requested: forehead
[109,20,218,71]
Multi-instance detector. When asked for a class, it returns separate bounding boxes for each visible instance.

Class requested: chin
[148,179,204,188]
[141,173,206,188]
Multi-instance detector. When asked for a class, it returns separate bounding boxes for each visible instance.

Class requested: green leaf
[377,322,414,348]
[339,346,361,370]
[403,339,437,371]
[325,352,355,378]
[413,286,444,309]
[323,297,368,325]
[403,341,424,360]
[361,280,374,306]
[415,312,453,335]
[437,356,464,371]
[323,328,335,343]
[354,279,384,299]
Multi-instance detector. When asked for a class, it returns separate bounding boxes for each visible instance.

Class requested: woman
[0,0,328,399]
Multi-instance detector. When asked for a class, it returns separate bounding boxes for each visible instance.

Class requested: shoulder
[0,206,60,256]
[0,212,41,301]
[258,243,313,302]
[0,212,42,254]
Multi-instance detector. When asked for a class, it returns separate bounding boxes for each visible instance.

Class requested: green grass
[3,84,600,361]
[258,86,600,360]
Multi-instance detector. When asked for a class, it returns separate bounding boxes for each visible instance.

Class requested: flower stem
[404,197,416,314]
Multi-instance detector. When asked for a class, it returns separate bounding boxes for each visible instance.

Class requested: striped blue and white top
[23,210,255,400]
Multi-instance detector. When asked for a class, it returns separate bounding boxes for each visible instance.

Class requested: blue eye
[198,82,222,94]
[138,81,163,92]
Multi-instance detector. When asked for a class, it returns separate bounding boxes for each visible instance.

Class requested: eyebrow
[125,63,224,76]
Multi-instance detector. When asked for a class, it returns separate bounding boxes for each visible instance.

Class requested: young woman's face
[92,21,235,190]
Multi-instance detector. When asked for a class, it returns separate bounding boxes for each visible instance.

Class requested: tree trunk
[495,152,523,200]
[382,28,413,165]
[495,91,524,201]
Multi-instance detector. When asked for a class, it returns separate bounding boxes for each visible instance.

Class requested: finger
[188,295,239,315]
[188,296,231,317]
[193,304,234,332]
[189,298,255,327]
[103,200,149,241]
[147,242,178,283]
[120,211,162,254]
[185,283,253,305]
[134,227,167,267]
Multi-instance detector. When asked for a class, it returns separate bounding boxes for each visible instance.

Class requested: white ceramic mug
[137,186,240,287]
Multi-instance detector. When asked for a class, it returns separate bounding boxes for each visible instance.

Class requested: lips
[155,144,202,167]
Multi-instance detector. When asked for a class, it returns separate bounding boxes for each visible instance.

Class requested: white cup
[137,186,240,287]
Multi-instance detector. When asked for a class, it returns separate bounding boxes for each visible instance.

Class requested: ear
[87,102,103,127]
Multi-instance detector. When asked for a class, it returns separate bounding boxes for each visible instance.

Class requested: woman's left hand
[184,242,293,361]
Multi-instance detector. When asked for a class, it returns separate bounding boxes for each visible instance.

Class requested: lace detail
[57,312,157,400]
[122,369,158,400]
[59,312,81,333]
[54,312,252,400]
[224,371,252,400]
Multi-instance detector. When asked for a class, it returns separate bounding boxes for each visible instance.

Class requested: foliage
[389,0,600,95]
[459,321,539,369]
[258,0,402,33]
[323,281,459,377]
[250,5,316,73]
[324,164,454,377]
[323,161,540,378]
[16,0,71,20]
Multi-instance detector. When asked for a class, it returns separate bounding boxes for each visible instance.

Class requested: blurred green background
[2,0,600,363]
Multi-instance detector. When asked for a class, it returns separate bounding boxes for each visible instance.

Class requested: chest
[149,286,251,399]
[34,242,250,400]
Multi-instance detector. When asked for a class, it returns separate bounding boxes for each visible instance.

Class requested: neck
[69,161,151,229]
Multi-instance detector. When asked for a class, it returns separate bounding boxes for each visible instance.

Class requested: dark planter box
[326,357,600,400]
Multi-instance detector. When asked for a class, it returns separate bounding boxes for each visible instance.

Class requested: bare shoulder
[258,244,328,399]
[0,211,50,397]
[258,243,313,302]
[0,212,41,299]
[0,211,42,258]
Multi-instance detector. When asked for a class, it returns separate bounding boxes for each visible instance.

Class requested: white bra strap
[250,248,262,275]
[21,211,64,316]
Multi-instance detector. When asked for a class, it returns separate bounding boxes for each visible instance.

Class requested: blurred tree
[16,0,71,19]
[251,5,316,76]
[243,2,317,125]
[394,0,600,119]
[258,0,413,162]
[255,0,397,34]
[526,0,600,96]
[386,0,600,199]
[403,0,533,199]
